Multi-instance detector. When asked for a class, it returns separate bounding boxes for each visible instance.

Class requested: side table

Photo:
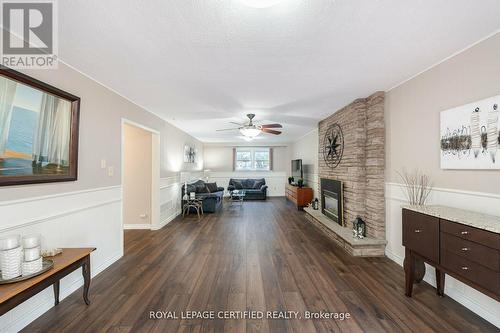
[182,199,204,218]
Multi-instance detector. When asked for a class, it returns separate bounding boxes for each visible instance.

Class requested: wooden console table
[0,247,96,315]
[402,206,499,301]
[285,184,313,210]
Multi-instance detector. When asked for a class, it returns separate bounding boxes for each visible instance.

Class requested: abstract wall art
[184,144,197,163]
[440,94,499,169]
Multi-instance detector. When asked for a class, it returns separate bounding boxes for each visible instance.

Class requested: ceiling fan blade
[260,123,283,129]
[229,121,243,126]
[262,128,282,135]
[216,128,240,132]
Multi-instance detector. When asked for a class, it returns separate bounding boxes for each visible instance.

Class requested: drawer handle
[414,229,422,233]
[461,247,470,252]
[461,266,469,271]
[460,231,469,235]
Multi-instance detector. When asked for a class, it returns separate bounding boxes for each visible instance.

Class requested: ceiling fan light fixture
[240,127,261,138]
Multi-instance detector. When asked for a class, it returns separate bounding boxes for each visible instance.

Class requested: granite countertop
[402,205,500,234]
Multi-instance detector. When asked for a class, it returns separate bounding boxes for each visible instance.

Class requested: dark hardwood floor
[23,198,496,332]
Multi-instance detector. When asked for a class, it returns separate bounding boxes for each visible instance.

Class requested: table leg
[436,268,445,296]
[82,255,91,305]
[404,248,415,297]
[53,280,60,306]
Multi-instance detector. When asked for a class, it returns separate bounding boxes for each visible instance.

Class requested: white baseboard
[152,209,181,230]
[123,223,151,230]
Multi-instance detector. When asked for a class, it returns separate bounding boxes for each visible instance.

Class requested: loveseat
[227,178,268,200]
[182,180,224,213]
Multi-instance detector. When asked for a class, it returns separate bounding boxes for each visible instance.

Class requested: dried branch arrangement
[396,169,433,206]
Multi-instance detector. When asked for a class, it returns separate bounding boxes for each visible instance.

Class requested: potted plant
[288,176,294,184]
[297,178,304,188]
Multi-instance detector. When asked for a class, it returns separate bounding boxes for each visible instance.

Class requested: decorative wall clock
[323,124,344,168]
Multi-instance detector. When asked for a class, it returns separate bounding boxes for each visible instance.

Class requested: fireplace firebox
[321,178,343,226]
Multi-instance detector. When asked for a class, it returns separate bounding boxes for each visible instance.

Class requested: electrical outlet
[139,213,148,219]
[100,159,106,169]
[107,166,114,177]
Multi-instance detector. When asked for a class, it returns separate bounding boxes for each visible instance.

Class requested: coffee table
[229,190,246,206]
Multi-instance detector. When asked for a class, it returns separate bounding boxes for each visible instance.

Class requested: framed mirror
[0,66,80,186]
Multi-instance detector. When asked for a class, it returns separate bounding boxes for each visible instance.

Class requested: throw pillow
[185,184,196,194]
[253,180,265,189]
[196,183,209,193]
[206,182,218,193]
[243,179,253,189]
[232,180,243,189]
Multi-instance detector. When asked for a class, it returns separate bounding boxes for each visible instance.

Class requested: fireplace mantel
[304,207,387,257]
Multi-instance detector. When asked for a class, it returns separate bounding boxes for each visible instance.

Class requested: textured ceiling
[59,0,500,143]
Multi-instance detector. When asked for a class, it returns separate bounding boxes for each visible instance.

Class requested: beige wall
[203,144,290,172]
[123,124,152,225]
[386,33,500,194]
[290,129,319,197]
[0,62,203,201]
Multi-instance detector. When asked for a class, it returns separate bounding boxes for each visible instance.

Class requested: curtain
[33,95,72,166]
[269,147,273,171]
[0,79,18,157]
[232,147,236,171]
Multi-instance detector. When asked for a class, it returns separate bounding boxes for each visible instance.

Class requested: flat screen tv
[291,159,303,179]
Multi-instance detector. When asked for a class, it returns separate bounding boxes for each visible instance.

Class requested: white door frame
[120,118,160,242]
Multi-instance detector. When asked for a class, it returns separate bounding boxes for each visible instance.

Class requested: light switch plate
[100,159,106,169]
[107,166,114,177]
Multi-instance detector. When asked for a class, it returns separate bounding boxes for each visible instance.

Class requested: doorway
[121,120,160,236]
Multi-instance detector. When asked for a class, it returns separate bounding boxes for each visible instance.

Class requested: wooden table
[0,247,95,316]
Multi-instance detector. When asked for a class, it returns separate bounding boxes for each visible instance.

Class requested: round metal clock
[322,124,344,168]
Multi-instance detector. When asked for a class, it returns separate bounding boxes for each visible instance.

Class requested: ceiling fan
[216,114,283,139]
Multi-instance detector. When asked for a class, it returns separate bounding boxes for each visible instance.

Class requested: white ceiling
[59,0,500,143]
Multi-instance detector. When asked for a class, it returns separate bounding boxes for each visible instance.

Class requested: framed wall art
[440,94,499,169]
[0,66,80,186]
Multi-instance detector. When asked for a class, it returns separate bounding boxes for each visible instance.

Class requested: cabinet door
[402,209,439,263]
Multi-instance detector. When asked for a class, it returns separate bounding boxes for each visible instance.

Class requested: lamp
[239,127,261,138]
[203,169,211,182]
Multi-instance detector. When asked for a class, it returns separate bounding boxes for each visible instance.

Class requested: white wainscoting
[208,171,287,197]
[124,171,203,230]
[385,182,500,328]
[0,186,123,333]
[157,175,182,230]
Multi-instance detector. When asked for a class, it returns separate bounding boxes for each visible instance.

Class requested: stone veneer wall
[318,91,385,239]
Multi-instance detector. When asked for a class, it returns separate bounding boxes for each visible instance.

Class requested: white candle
[24,247,41,262]
[22,235,40,249]
[0,235,20,250]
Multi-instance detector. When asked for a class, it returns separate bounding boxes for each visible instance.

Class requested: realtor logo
[1,0,58,69]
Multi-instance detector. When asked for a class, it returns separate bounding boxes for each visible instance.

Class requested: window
[235,148,271,171]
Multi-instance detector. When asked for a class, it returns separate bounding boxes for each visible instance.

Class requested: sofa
[182,180,224,213]
[227,178,268,200]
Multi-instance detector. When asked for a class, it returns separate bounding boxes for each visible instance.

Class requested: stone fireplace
[304,91,387,257]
